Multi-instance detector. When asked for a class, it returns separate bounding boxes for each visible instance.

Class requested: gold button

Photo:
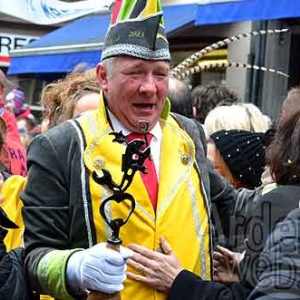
[181,153,190,165]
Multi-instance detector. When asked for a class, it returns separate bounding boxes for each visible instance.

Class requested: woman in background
[41,67,99,131]
[204,103,270,137]
[208,129,266,189]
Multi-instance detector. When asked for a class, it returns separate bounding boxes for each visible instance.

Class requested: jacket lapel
[156,118,195,220]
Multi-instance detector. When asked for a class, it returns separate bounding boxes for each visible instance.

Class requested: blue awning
[8,4,197,75]
[9,51,102,74]
[196,0,300,26]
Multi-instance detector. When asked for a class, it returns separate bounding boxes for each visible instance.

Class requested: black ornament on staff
[88,124,151,300]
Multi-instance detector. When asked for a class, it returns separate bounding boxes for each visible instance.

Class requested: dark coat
[239,184,300,288]
[0,247,34,300]
[168,270,251,300]
[0,207,35,300]
[249,208,300,299]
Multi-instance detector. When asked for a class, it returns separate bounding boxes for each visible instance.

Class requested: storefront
[6,0,300,118]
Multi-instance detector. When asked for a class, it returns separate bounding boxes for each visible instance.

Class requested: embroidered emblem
[93,157,105,170]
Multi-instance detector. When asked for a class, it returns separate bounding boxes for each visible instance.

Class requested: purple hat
[6,88,26,116]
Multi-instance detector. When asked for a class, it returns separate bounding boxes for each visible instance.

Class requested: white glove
[67,243,133,294]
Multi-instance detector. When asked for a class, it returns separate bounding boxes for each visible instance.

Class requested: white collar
[107,110,162,142]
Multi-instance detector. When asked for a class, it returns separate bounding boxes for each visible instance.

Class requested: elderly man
[21,0,235,299]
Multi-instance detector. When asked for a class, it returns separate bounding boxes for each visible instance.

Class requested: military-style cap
[101,0,170,61]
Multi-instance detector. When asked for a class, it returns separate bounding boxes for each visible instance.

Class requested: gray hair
[101,57,117,79]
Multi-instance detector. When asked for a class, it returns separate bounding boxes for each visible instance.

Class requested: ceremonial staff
[88,122,151,300]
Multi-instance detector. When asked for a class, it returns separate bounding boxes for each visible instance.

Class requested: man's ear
[96,63,108,92]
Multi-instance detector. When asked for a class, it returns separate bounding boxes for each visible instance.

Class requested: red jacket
[0,108,21,144]
[0,139,27,176]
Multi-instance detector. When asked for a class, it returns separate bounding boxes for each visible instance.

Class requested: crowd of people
[0,0,300,299]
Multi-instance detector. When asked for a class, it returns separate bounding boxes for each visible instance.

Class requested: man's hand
[213,245,244,284]
[127,237,183,292]
[67,243,132,294]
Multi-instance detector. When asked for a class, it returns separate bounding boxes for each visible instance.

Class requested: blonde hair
[204,103,270,136]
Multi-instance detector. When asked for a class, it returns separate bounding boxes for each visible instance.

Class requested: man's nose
[139,74,157,95]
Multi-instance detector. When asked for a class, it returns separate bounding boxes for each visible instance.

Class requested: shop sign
[0,33,38,67]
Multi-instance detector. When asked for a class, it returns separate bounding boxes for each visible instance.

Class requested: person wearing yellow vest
[21,0,238,299]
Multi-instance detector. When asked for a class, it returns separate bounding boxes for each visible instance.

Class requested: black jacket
[239,184,300,288]
[0,247,35,300]
[0,207,35,300]
[168,270,251,300]
[249,208,300,299]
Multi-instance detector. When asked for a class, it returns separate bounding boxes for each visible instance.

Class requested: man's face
[97,57,169,132]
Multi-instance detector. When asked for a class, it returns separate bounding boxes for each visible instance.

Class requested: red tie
[126,132,158,210]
